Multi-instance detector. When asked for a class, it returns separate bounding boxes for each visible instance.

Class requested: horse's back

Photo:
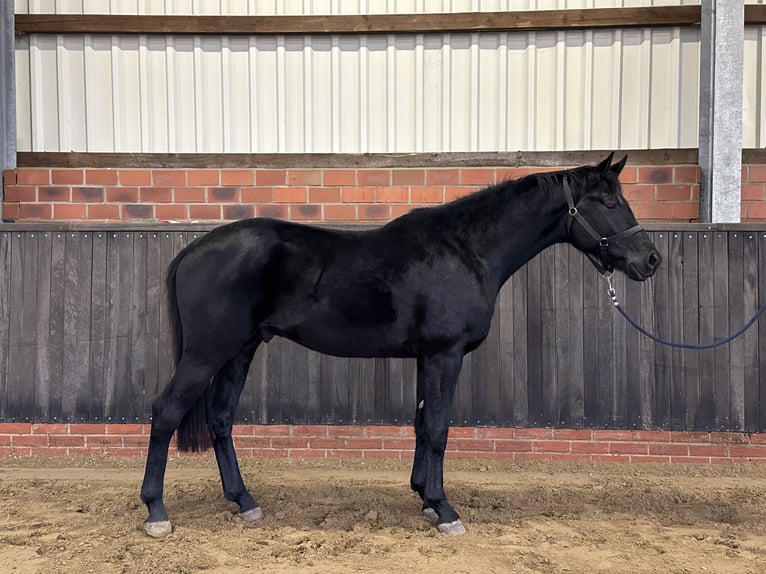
[176,218,348,274]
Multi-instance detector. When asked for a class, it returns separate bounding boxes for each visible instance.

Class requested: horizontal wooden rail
[746,4,766,26]
[17,149,766,169]
[15,150,701,169]
[14,7,704,36]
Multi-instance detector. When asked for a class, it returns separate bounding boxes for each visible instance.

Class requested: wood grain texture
[16,150,700,169]
[0,226,764,432]
[697,231,716,430]
[0,232,10,421]
[713,232,731,430]
[681,231,700,429]
[15,8,702,36]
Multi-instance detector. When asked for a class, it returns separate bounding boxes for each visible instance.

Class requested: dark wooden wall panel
[0,231,10,421]
[1,225,765,432]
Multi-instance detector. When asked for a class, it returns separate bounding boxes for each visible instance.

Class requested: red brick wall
[0,164,731,223]
[2,423,766,464]
[743,164,766,219]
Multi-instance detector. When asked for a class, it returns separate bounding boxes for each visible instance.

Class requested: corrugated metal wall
[745,22,766,149]
[13,28,701,153]
[12,1,760,153]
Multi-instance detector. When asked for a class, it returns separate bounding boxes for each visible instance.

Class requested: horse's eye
[604,199,617,209]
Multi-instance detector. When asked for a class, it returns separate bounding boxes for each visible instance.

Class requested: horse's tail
[166,242,213,453]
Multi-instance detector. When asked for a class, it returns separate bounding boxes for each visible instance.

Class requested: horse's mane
[440,165,590,213]
[386,164,595,233]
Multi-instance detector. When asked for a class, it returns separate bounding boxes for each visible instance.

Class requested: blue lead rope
[604,274,766,350]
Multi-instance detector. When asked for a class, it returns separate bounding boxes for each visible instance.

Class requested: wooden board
[142,231,164,416]
[681,231,700,429]
[697,230,717,430]
[713,232,731,430]
[525,253,544,426]
[511,267,530,428]
[668,232,685,429]
[33,231,52,423]
[7,232,38,422]
[0,231,10,421]
[743,232,760,433]
[652,231,671,428]
[15,8,702,36]
[728,232,746,431]
[88,231,107,422]
[581,248,600,428]
[16,149,699,169]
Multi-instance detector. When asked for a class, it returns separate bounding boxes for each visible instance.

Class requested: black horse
[140,154,661,538]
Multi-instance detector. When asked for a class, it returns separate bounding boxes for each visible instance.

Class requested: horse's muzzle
[627,249,662,281]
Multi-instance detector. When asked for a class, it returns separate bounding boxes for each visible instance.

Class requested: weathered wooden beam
[15,7,702,36]
[15,150,699,169]
[745,4,766,25]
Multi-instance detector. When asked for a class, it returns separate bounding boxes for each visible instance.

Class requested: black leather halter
[563,177,643,275]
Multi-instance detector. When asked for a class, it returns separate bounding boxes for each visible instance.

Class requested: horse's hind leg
[207,342,262,522]
[140,357,219,538]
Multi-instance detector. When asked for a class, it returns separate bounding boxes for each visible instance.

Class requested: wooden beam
[15,150,699,169]
[745,4,766,26]
[15,7,702,36]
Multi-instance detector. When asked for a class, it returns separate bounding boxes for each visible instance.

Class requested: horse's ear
[610,154,628,176]
[596,152,614,176]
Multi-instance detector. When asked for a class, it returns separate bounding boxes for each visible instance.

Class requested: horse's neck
[479,182,569,290]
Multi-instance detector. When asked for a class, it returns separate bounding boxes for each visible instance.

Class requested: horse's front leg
[409,363,427,501]
[410,350,465,535]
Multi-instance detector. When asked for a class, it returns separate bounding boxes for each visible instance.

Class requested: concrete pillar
[0,2,14,220]
[699,0,744,223]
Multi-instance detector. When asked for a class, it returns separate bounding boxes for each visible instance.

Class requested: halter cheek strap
[562,177,643,275]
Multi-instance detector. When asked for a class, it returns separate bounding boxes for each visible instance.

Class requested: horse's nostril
[648,251,660,267]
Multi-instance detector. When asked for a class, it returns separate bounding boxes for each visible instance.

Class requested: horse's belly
[291,322,411,358]
[260,313,410,358]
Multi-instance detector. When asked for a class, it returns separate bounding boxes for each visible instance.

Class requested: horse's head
[565,153,661,281]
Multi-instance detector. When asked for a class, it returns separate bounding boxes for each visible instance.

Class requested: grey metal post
[699,0,744,223]
[0,2,15,220]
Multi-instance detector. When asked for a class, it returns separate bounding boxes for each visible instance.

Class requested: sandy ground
[1,456,766,574]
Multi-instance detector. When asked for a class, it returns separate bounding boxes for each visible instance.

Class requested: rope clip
[602,272,618,306]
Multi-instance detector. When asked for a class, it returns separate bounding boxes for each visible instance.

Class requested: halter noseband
[563,177,643,276]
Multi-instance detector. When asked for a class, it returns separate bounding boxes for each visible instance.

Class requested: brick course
[2,423,766,464]
[1,164,741,224]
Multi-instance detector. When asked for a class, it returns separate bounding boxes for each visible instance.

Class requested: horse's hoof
[422,508,439,524]
[437,519,466,536]
[144,520,172,538]
[239,507,263,523]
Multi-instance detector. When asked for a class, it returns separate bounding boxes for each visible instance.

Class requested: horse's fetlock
[410,481,425,498]
[223,489,241,503]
